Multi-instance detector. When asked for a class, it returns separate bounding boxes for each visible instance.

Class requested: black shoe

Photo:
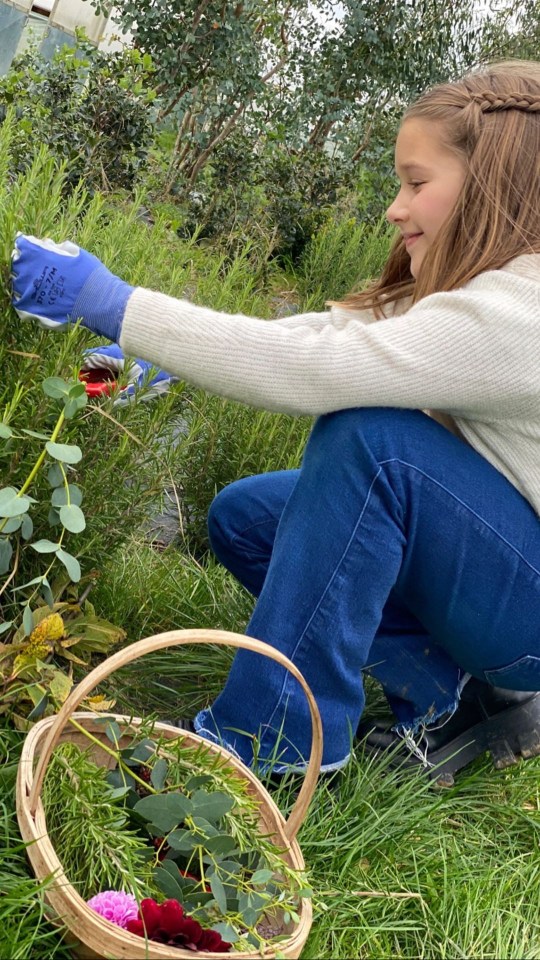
[357,679,540,787]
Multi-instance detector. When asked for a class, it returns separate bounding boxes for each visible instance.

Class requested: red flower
[126,898,231,952]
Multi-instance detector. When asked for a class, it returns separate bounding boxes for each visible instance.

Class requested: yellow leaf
[48,671,73,705]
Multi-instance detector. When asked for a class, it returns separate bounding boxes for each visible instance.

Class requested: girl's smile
[387,118,467,277]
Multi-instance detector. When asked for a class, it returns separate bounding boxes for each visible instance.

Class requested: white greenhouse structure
[0,0,129,73]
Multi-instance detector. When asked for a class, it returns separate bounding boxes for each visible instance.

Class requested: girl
[11,60,540,784]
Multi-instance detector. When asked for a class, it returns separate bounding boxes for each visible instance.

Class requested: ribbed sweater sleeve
[120,262,539,419]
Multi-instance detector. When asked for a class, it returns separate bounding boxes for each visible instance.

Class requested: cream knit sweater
[120,254,540,516]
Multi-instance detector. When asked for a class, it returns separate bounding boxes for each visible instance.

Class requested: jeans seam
[379,457,540,578]
[260,466,383,745]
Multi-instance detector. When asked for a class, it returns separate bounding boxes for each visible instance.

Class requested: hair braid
[470,91,540,113]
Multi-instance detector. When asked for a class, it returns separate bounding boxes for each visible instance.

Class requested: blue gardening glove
[11,234,133,342]
[80,343,179,406]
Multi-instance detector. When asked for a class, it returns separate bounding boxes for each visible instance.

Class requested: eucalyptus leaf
[154,861,186,902]
[191,817,220,838]
[45,441,82,464]
[64,392,87,419]
[48,507,61,527]
[21,429,51,440]
[51,484,83,508]
[203,834,238,857]
[150,757,168,791]
[251,869,274,885]
[126,738,156,764]
[56,548,81,582]
[0,487,31,518]
[184,774,213,791]
[0,538,13,575]
[42,377,71,399]
[22,604,34,637]
[210,874,227,914]
[106,767,136,791]
[59,503,86,533]
[134,792,193,832]
[0,621,13,635]
[47,464,64,488]
[0,423,13,439]
[1,516,22,534]
[104,720,122,745]
[41,577,55,608]
[167,829,197,853]
[191,789,234,823]
[31,539,60,553]
[21,513,33,540]
[211,922,240,944]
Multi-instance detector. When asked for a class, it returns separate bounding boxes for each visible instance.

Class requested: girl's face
[386,118,467,278]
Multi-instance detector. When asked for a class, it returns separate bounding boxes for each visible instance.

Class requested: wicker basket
[17,628,323,960]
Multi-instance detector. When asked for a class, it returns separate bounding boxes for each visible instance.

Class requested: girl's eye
[410,181,425,189]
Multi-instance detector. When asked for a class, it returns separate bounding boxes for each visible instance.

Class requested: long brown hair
[337,60,540,315]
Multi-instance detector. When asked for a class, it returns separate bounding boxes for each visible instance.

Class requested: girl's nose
[386,190,407,224]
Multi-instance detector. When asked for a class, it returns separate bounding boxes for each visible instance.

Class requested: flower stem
[68,717,158,795]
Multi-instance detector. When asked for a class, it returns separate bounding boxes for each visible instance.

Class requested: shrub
[0,33,156,193]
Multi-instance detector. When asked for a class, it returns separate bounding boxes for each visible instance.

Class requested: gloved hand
[11,234,134,342]
[79,343,179,406]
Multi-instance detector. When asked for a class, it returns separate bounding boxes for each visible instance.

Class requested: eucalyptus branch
[68,717,158,795]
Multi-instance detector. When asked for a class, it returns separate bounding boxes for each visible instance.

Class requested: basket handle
[28,628,323,843]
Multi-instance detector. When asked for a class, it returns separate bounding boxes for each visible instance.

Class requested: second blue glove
[79,343,179,406]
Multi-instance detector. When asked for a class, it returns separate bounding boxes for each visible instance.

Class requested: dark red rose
[126,898,231,952]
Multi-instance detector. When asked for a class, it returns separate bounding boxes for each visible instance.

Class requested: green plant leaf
[0,538,13,574]
[64,392,87,419]
[22,604,34,637]
[42,377,71,398]
[21,429,51,440]
[191,789,234,823]
[211,922,239,944]
[134,792,193,832]
[0,621,13,636]
[150,757,168,790]
[51,484,83,508]
[167,829,197,853]
[203,834,238,857]
[56,548,81,582]
[154,861,186,902]
[27,691,49,721]
[104,719,122,744]
[41,577,55,608]
[210,874,227,914]
[0,487,31,518]
[47,464,64,488]
[21,513,33,540]
[1,516,22,534]
[59,504,86,533]
[0,423,13,439]
[45,441,82,464]
[31,539,60,553]
[251,869,274,885]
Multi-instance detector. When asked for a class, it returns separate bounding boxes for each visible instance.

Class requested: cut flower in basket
[126,897,232,952]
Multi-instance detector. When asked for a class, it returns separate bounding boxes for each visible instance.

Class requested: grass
[1,161,539,957]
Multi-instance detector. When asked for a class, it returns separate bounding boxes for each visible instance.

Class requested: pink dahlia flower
[87,890,139,929]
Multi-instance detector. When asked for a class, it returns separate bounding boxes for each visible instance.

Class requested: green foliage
[42,741,154,900]
[0,33,156,192]
[0,112,190,649]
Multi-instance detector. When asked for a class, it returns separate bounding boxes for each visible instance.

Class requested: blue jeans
[194,408,540,772]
